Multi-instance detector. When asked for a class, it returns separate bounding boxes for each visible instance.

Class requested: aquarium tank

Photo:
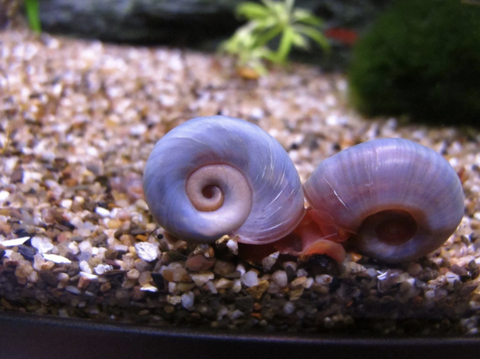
[0,1,479,358]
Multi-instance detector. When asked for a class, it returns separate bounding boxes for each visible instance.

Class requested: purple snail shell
[303,138,465,263]
[143,116,305,244]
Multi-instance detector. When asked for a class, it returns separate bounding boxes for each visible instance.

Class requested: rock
[39,0,241,45]
[37,0,394,69]
[235,295,254,312]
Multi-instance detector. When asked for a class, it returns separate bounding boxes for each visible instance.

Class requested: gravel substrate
[1,29,480,336]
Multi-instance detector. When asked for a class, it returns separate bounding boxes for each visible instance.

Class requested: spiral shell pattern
[143,116,305,244]
[303,138,464,263]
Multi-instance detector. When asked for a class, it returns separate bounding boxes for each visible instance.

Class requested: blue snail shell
[143,116,305,244]
[303,138,465,263]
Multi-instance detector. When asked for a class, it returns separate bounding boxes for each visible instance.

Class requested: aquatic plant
[220,0,330,76]
[348,0,480,126]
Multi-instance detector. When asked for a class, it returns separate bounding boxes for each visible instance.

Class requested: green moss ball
[348,0,480,126]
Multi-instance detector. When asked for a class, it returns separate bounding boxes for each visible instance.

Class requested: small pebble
[241,270,259,287]
[135,242,159,262]
[272,270,288,288]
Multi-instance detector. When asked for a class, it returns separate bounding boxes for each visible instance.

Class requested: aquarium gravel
[1,30,480,335]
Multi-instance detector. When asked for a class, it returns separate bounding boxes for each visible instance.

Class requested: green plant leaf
[291,31,309,49]
[274,26,295,64]
[293,9,324,27]
[25,0,41,34]
[254,24,283,47]
[237,2,270,20]
[293,24,330,52]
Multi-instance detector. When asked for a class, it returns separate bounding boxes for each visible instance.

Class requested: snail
[143,115,305,245]
[143,116,465,264]
[303,138,465,263]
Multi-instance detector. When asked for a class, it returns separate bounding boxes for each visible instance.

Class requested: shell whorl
[143,116,305,244]
[303,138,465,263]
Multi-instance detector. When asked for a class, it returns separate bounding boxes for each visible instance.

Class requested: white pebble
[181,292,195,310]
[79,260,92,274]
[94,264,113,275]
[0,190,10,201]
[77,228,91,237]
[226,239,238,254]
[0,237,30,247]
[33,253,45,271]
[42,253,71,264]
[80,272,98,280]
[284,301,295,314]
[135,242,159,262]
[114,244,129,252]
[214,278,233,289]
[190,272,214,286]
[236,263,246,275]
[216,306,229,320]
[262,251,279,271]
[296,268,308,277]
[303,277,314,289]
[130,124,147,136]
[68,241,79,255]
[95,206,111,217]
[233,279,242,293]
[272,270,288,287]
[79,240,92,253]
[241,270,259,287]
[315,274,333,285]
[70,216,84,228]
[140,285,158,292]
[65,286,82,294]
[60,199,73,209]
[250,107,264,120]
[229,310,244,320]
[206,280,218,294]
[31,236,54,253]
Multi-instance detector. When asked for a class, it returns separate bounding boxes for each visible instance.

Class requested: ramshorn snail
[143,116,465,264]
[143,116,305,245]
[303,138,465,263]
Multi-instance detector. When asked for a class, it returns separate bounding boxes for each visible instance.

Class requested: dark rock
[10,168,23,183]
[285,265,297,282]
[151,272,165,290]
[450,264,468,277]
[13,228,31,237]
[18,245,36,261]
[235,295,254,313]
[39,269,59,287]
[114,228,125,239]
[130,227,147,235]
[39,0,241,46]
[92,233,108,246]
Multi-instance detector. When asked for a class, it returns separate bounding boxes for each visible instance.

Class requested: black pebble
[329,277,341,293]
[235,295,254,313]
[13,228,31,237]
[151,273,165,290]
[18,245,36,261]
